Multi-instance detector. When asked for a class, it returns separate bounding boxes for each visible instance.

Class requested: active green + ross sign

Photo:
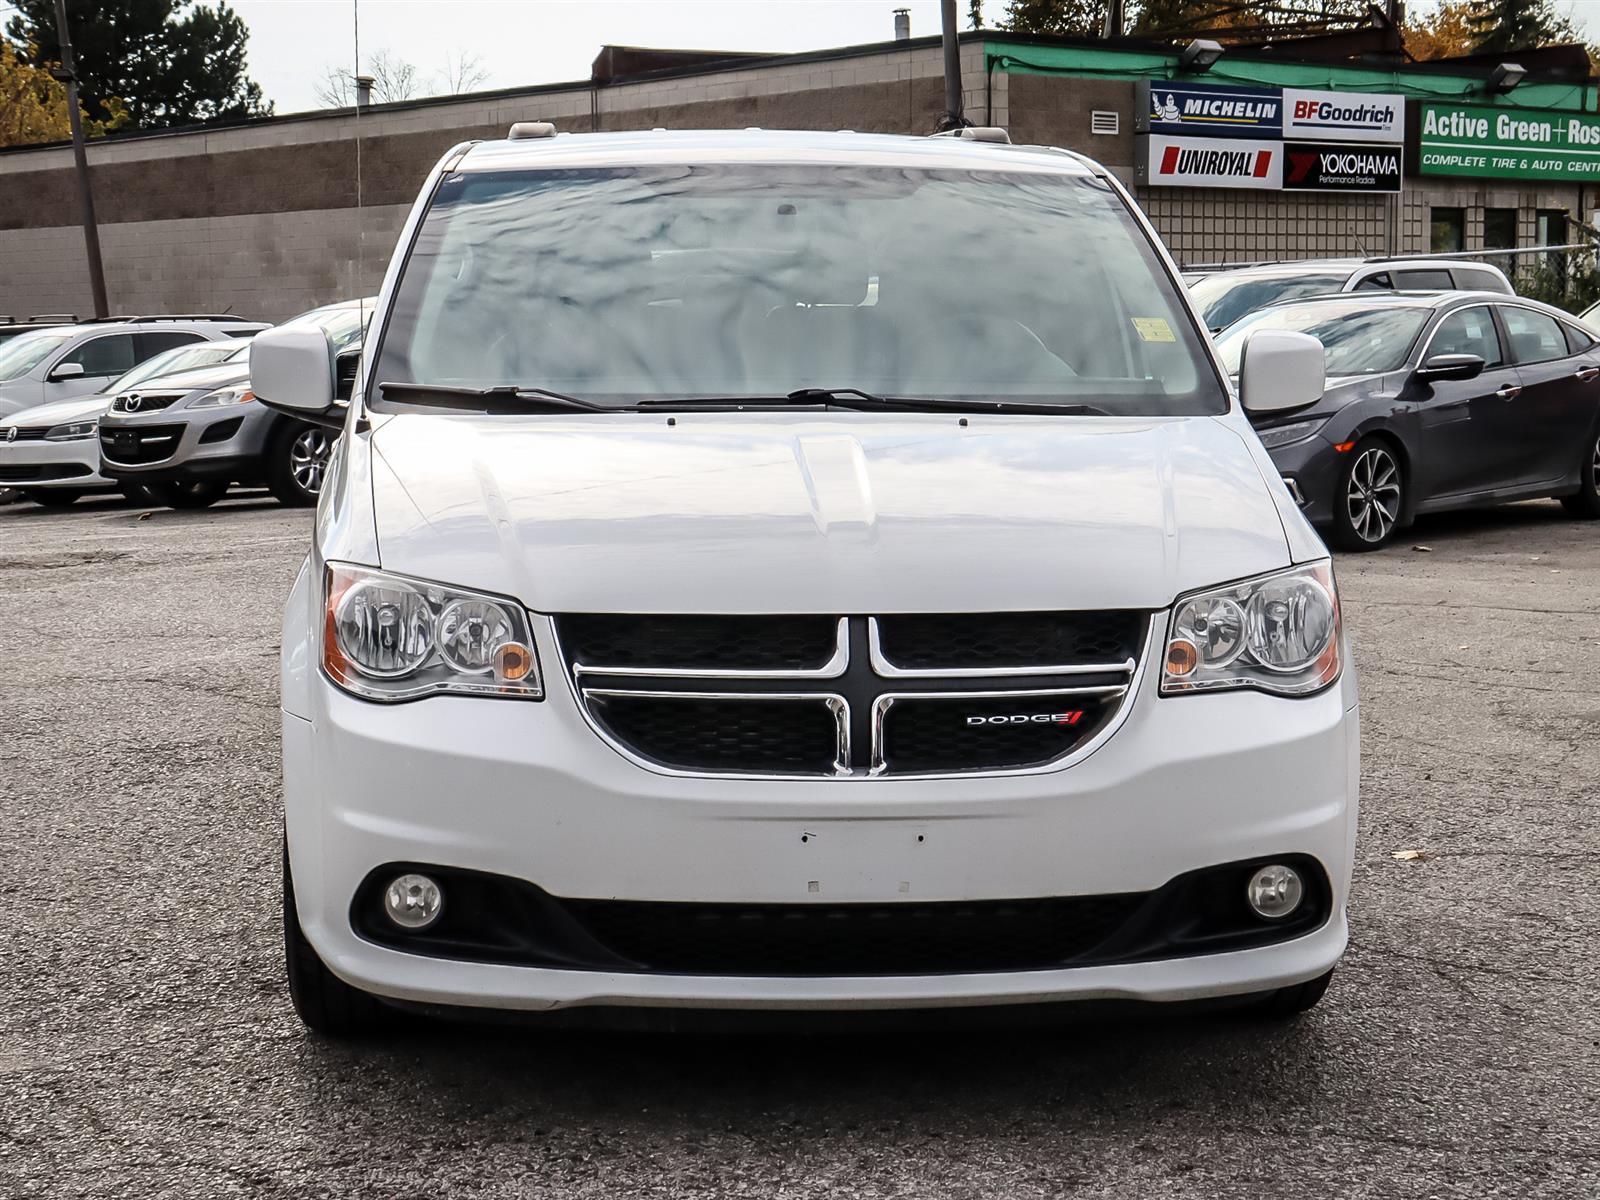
[1418,102,1600,180]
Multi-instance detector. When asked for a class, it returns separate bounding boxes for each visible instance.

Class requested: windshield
[108,342,241,392]
[1215,303,1430,377]
[283,303,368,350]
[0,330,72,381]
[1189,271,1350,330]
[371,165,1223,415]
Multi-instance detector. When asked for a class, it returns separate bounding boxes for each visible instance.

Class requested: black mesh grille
[587,693,839,774]
[882,693,1113,774]
[100,424,183,464]
[0,463,93,482]
[564,893,1144,976]
[6,427,48,441]
[112,392,182,413]
[560,614,836,672]
[876,611,1142,670]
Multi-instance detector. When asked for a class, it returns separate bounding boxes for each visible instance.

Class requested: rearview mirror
[48,362,84,381]
[1239,330,1324,414]
[251,325,342,428]
[1414,352,1485,383]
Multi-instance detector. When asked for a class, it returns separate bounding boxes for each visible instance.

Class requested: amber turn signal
[495,641,535,682]
[1165,637,1199,677]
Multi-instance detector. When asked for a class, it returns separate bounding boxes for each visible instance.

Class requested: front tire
[267,423,333,507]
[283,845,390,1037]
[1329,438,1404,552]
[145,480,227,509]
[22,488,83,507]
[1559,429,1600,518]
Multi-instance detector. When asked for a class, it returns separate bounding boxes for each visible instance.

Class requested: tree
[437,50,488,96]
[1001,0,1106,36]
[1406,0,1477,59]
[5,0,269,130]
[0,39,127,147]
[969,0,985,29]
[314,49,420,108]
[1464,0,1576,54]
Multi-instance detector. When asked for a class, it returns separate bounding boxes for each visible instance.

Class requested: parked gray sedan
[97,299,370,508]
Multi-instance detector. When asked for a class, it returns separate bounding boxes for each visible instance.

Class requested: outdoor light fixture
[1179,39,1225,73]
[1488,62,1526,93]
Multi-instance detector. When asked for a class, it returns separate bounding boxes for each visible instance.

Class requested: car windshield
[283,304,368,350]
[0,330,72,381]
[1215,302,1430,377]
[371,165,1224,415]
[1189,271,1350,330]
[108,342,241,392]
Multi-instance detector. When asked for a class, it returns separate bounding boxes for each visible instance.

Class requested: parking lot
[1,493,1596,1198]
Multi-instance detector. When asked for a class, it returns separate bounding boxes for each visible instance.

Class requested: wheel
[1248,968,1334,1019]
[144,480,227,509]
[267,423,333,507]
[1559,428,1600,518]
[1329,439,1404,551]
[118,484,153,505]
[283,843,390,1037]
[22,488,83,507]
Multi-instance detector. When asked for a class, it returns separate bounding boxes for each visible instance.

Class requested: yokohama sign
[1282,141,1402,193]
[1135,135,1283,190]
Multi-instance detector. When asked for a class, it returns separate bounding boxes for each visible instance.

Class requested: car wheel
[268,424,333,507]
[145,480,228,509]
[118,484,153,505]
[1330,439,1403,552]
[283,842,391,1037]
[21,488,83,507]
[1559,429,1600,519]
[1247,968,1334,1019]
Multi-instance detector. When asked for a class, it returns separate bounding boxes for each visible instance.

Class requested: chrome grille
[5,427,49,441]
[556,612,1147,778]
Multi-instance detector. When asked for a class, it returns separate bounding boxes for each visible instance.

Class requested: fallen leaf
[1391,849,1428,862]
[1412,544,1433,552]
[1457,644,1470,650]
[137,511,153,521]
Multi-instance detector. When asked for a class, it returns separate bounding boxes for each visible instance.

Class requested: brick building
[0,31,1594,320]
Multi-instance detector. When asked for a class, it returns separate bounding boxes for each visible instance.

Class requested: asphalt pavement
[1,491,1596,1198]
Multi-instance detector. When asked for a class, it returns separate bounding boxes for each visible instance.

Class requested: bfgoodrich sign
[1418,102,1600,179]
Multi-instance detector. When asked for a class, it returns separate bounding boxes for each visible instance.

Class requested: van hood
[367,412,1291,614]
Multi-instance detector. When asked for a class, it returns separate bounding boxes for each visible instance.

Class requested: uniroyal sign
[1282,88,1404,144]
[1135,135,1282,190]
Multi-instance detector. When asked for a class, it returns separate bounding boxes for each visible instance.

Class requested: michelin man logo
[1154,93,1180,123]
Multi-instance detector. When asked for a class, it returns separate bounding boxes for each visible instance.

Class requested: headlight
[1256,417,1328,449]
[1162,562,1341,697]
[323,563,543,702]
[187,385,255,409]
[44,421,97,441]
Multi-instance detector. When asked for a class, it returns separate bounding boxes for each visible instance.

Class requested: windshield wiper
[635,388,1112,417]
[379,382,621,414]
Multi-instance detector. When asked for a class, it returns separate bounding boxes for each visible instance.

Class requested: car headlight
[1256,417,1329,449]
[323,563,542,702]
[187,385,255,409]
[44,420,98,441]
[1162,561,1341,697]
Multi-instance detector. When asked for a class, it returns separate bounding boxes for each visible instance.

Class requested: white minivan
[255,129,1358,1035]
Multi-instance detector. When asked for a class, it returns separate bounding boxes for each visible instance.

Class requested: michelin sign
[1135,81,1403,193]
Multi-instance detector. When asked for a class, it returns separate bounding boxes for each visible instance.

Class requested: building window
[1484,207,1517,250]
[1430,207,1465,253]
[1537,209,1568,246]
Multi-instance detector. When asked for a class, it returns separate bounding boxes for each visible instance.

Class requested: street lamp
[51,0,109,319]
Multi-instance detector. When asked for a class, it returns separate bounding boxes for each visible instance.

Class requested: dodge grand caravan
[255,129,1358,1035]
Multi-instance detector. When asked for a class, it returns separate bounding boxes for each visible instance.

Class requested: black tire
[22,488,83,507]
[1329,437,1404,552]
[266,422,333,507]
[1248,968,1334,1019]
[1559,428,1600,519]
[283,844,390,1037]
[118,484,154,505]
[145,480,227,509]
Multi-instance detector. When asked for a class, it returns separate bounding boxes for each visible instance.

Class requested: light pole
[50,0,109,318]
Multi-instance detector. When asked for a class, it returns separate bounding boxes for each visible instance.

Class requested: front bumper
[1265,435,1344,526]
[0,435,110,489]
[283,592,1360,1013]
[98,403,274,483]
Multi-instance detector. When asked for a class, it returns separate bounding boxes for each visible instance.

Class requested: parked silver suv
[97,300,369,508]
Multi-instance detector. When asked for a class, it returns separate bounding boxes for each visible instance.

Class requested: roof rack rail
[929,126,1010,143]
[29,313,78,322]
[79,313,257,324]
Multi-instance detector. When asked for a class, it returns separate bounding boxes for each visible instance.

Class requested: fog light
[384,873,443,930]
[1246,863,1303,920]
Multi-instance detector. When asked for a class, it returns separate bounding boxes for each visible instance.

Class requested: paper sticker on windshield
[1132,317,1176,343]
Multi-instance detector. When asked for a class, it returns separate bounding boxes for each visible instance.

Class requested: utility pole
[938,0,966,131]
[50,0,109,318]
[1102,0,1127,38]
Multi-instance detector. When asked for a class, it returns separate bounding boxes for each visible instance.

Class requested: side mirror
[251,325,343,429]
[1239,329,1324,414]
[1414,352,1485,383]
[48,362,85,381]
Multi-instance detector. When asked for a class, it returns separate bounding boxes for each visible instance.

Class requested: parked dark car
[1215,291,1600,550]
